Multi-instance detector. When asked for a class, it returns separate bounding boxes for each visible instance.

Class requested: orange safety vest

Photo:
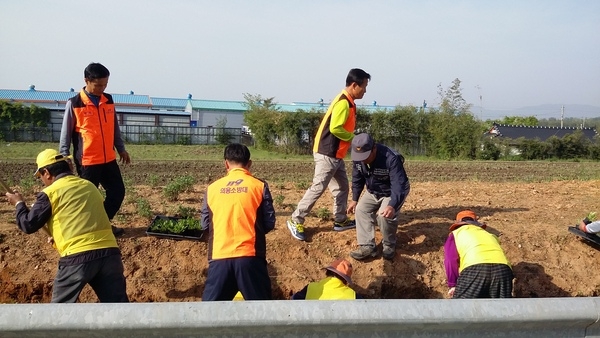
[70,89,117,165]
[313,90,356,159]
[205,168,268,260]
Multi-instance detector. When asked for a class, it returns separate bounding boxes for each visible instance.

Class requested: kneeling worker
[291,258,360,299]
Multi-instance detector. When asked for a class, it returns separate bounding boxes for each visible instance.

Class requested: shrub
[316,207,331,221]
[136,198,153,218]
[163,175,195,201]
[176,205,197,219]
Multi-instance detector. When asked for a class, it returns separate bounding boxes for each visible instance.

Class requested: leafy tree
[437,78,471,115]
[215,115,233,145]
[496,116,539,126]
[242,93,281,149]
[478,138,501,160]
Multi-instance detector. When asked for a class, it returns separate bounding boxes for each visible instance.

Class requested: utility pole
[560,105,564,128]
[475,85,482,120]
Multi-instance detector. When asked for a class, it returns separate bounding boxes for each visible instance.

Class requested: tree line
[2,78,599,160]
[243,79,600,161]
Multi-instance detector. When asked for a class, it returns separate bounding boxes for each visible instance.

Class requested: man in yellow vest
[291,258,360,300]
[444,210,513,298]
[287,69,370,241]
[4,149,128,303]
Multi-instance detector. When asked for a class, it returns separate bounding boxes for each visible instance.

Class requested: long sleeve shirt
[443,233,460,287]
[351,144,410,210]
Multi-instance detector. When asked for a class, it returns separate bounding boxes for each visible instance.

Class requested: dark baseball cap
[351,133,374,161]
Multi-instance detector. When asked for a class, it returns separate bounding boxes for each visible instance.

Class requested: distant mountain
[478,104,600,120]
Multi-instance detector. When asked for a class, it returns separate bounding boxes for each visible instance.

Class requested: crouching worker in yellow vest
[291,258,361,300]
[4,149,129,303]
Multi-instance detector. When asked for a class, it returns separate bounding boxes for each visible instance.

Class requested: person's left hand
[379,205,395,218]
[447,287,455,298]
[5,191,24,206]
[119,151,131,165]
[347,201,358,214]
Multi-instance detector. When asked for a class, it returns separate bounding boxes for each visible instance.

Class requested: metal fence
[1,298,600,337]
[0,124,247,145]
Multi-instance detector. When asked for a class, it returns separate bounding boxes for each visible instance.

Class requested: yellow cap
[34,149,69,177]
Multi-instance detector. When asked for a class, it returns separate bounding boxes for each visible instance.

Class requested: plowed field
[1,160,600,302]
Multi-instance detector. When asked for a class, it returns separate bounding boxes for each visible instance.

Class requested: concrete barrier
[1,298,599,337]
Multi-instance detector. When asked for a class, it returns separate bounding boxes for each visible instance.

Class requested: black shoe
[382,246,395,260]
[112,226,125,237]
[350,246,378,260]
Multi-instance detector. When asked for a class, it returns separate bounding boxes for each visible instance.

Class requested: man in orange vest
[291,258,360,300]
[59,63,131,236]
[201,143,276,300]
[287,68,371,241]
[444,210,513,298]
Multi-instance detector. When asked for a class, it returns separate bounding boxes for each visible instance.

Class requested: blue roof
[190,99,247,111]
[0,89,150,106]
[0,88,398,113]
[150,97,189,109]
[0,89,77,102]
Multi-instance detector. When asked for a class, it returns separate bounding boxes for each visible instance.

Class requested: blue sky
[1,1,599,119]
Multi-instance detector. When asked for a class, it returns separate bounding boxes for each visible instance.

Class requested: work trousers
[291,153,349,224]
[202,256,272,301]
[453,263,514,299]
[78,160,125,220]
[355,190,409,249]
[51,253,129,303]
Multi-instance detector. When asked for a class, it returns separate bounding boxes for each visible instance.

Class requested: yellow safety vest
[306,277,356,300]
[43,175,117,257]
[453,225,510,272]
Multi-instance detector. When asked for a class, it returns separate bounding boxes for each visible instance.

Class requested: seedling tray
[568,226,600,246]
[146,215,204,241]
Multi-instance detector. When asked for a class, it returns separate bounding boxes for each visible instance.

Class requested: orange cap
[325,258,353,285]
[449,210,486,232]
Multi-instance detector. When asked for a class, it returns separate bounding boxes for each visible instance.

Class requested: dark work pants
[202,256,272,301]
[51,254,129,303]
[453,263,514,299]
[78,160,125,220]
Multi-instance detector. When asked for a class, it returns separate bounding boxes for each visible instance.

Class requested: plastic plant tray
[568,226,600,246]
[146,215,203,241]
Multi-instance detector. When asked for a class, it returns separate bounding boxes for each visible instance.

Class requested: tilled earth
[1,160,600,302]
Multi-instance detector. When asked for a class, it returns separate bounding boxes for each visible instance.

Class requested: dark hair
[224,143,251,165]
[346,68,371,87]
[44,160,72,177]
[325,270,346,284]
[84,63,110,80]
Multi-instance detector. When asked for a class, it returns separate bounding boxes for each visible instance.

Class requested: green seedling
[586,212,597,222]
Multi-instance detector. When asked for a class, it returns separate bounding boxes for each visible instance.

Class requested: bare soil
[1,160,600,302]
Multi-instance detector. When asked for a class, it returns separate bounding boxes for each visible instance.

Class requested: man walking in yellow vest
[287,68,371,241]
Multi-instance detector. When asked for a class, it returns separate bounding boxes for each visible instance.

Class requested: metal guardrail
[1,298,599,337]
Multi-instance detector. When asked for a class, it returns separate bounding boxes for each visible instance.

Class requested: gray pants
[292,153,348,224]
[51,254,129,303]
[355,190,409,248]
